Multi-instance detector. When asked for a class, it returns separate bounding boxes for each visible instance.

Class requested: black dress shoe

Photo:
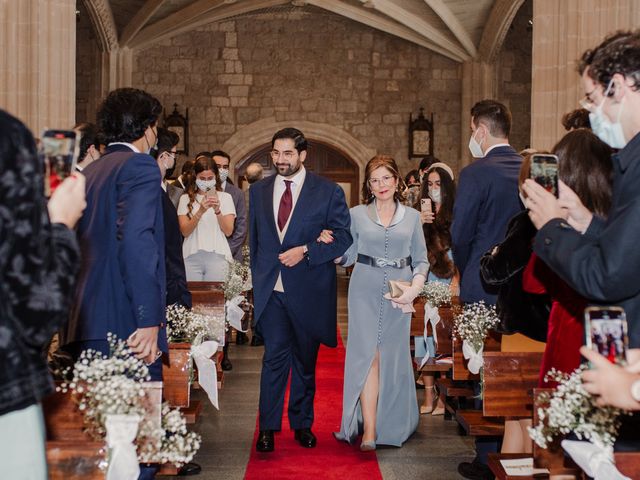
[294,428,317,448]
[236,332,248,345]
[256,430,274,452]
[221,356,232,371]
[250,335,264,347]
[177,462,202,476]
[457,459,494,480]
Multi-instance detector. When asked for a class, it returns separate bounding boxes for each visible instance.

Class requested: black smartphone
[584,306,628,366]
[530,153,559,197]
[40,129,79,197]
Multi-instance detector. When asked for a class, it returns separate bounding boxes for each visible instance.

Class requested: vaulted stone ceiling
[86,0,525,62]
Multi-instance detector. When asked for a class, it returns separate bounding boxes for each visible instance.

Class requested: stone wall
[76,0,102,125]
[131,8,462,174]
[496,0,533,152]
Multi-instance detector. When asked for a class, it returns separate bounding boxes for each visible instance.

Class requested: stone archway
[222,118,377,183]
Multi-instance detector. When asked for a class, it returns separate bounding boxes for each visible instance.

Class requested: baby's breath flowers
[420,281,452,307]
[452,301,499,352]
[166,303,225,344]
[528,367,629,451]
[58,334,201,468]
[223,257,251,301]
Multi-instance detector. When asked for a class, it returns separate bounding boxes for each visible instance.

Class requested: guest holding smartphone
[415,163,459,415]
[178,156,236,282]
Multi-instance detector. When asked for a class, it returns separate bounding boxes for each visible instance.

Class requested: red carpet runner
[244,332,383,480]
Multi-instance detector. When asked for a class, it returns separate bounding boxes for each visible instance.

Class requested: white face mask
[589,81,627,149]
[468,129,485,158]
[196,179,216,192]
[218,169,229,183]
[428,188,442,205]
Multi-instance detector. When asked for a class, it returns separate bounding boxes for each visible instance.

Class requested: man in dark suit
[65,87,167,380]
[452,99,522,480]
[249,128,352,453]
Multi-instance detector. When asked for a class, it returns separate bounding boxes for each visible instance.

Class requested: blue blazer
[249,171,352,347]
[66,145,168,352]
[451,146,522,304]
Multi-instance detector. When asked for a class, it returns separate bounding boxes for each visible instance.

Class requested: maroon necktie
[277,180,293,231]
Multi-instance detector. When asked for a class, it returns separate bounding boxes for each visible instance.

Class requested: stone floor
[164,271,475,479]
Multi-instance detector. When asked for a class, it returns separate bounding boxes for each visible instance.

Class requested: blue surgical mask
[428,188,442,204]
[468,129,485,158]
[589,80,627,149]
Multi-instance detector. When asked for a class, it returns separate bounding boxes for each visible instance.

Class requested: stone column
[0,0,76,134]
[531,0,640,150]
[459,60,497,168]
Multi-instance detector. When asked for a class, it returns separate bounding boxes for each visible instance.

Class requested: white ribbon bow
[226,295,247,332]
[419,302,440,369]
[190,339,220,409]
[562,440,630,480]
[462,340,484,374]
[105,414,141,480]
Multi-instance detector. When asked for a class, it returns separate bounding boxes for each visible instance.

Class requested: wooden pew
[47,441,104,480]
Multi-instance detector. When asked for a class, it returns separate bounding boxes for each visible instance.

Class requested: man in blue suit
[64,88,167,382]
[249,128,352,453]
[452,100,522,480]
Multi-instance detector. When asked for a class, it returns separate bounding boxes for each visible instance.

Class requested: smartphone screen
[584,306,628,366]
[530,153,559,197]
[41,129,79,197]
[420,198,432,213]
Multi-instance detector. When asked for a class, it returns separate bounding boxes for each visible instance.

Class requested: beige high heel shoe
[420,386,437,414]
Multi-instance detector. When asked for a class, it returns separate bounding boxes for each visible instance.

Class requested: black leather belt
[357,253,412,269]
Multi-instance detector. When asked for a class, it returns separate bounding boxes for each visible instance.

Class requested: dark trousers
[257,291,320,431]
[66,340,162,480]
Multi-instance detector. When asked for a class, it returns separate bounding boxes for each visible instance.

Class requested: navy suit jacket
[224,181,247,261]
[66,145,168,352]
[249,171,352,347]
[451,146,522,304]
[162,189,191,308]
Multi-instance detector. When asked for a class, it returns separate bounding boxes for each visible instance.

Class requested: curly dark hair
[561,108,591,131]
[361,155,406,205]
[581,30,640,93]
[271,128,307,153]
[73,122,103,160]
[97,88,162,144]
[418,167,456,279]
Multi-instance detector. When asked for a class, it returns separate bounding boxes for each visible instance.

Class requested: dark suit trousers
[257,291,320,431]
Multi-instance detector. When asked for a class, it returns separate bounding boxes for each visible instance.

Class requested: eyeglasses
[164,151,176,160]
[368,175,394,187]
[580,88,598,111]
[270,150,295,160]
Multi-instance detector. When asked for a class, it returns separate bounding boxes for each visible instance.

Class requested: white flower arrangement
[58,334,201,468]
[420,281,452,307]
[452,301,499,352]
[528,367,629,451]
[166,303,225,344]
[223,258,251,302]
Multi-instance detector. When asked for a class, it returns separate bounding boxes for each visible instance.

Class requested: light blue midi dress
[335,201,428,446]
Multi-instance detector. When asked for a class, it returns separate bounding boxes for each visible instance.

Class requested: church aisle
[166,272,474,479]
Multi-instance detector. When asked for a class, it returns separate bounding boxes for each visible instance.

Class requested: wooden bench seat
[46,441,104,480]
[455,410,504,436]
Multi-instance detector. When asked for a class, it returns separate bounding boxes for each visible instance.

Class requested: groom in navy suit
[249,128,352,452]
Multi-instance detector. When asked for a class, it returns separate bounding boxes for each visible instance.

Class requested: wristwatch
[631,379,640,402]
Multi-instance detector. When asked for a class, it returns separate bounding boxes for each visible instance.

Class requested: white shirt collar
[484,143,510,155]
[277,165,306,187]
[109,142,141,153]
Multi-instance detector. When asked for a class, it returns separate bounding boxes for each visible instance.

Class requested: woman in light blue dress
[326,155,428,451]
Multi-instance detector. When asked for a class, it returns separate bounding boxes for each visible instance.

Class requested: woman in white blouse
[178,156,236,282]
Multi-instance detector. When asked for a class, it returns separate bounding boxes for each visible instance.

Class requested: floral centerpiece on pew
[165,303,225,409]
[223,245,253,333]
[528,367,631,479]
[452,301,499,374]
[58,334,201,478]
[417,282,453,367]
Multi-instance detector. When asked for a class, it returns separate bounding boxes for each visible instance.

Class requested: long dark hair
[418,167,456,279]
[183,156,221,217]
[553,128,612,217]
[361,155,405,205]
